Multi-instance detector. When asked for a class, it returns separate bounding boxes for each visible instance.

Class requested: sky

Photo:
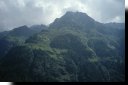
[126,0,128,8]
[0,0,125,31]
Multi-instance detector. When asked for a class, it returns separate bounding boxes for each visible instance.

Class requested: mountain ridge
[0,11,125,82]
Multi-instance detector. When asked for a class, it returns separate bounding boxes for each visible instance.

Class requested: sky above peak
[0,0,125,31]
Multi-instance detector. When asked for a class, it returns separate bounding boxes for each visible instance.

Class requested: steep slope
[30,24,47,33]
[0,11,125,82]
[0,31,9,39]
[0,25,45,58]
[50,11,95,29]
[104,23,125,29]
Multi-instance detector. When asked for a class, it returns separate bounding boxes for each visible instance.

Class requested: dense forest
[0,11,125,82]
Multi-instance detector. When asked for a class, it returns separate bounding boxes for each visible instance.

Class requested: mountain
[0,31,9,38]
[104,23,125,29]
[0,25,45,58]
[0,11,125,82]
[30,24,48,32]
[50,11,95,29]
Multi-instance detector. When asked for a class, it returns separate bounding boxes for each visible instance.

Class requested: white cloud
[111,16,122,22]
[0,0,125,31]
[126,0,128,8]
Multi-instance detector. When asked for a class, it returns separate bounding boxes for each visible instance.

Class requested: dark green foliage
[0,25,44,58]
[29,49,68,82]
[87,38,118,57]
[50,34,84,50]
[0,39,14,58]
[0,46,34,81]
[0,11,125,82]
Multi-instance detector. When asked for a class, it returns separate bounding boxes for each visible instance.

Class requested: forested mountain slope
[0,11,125,82]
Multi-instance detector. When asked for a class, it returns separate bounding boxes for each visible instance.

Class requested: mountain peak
[13,25,29,31]
[62,11,91,19]
[50,11,95,29]
[64,11,88,16]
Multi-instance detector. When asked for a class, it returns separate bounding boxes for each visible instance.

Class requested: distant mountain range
[0,11,125,82]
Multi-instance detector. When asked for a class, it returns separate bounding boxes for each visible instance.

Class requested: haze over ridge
[0,0,125,31]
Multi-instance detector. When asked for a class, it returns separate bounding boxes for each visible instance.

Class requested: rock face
[0,11,125,82]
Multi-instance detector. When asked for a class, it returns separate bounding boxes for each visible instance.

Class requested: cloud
[126,0,128,9]
[0,0,125,31]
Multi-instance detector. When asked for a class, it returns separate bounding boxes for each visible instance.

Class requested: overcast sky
[0,0,125,31]
[126,0,128,9]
